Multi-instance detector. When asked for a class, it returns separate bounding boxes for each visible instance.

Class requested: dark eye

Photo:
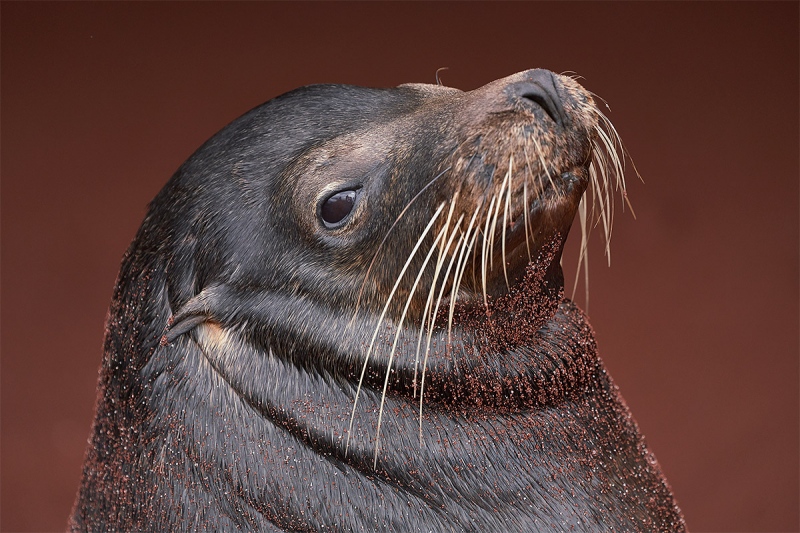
[320,189,359,228]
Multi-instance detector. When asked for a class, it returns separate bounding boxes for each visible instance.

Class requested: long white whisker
[412,204,463,431]
[446,208,481,345]
[523,144,546,199]
[418,222,465,445]
[501,156,514,289]
[487,198,500,272]
[413,224,449,398]
[487,174,507,274]
[568,95,633,310]
[346,202,446,456]
[350,167,451,325]
[529,131,558,197]
[373,206,453,468]
[570,197,590,310]
[522,177,532,263]
[481,194,497,308]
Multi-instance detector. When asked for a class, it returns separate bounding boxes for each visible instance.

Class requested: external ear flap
[162,285,222,344]
[162,315,207,344]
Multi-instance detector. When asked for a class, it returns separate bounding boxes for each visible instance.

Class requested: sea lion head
[159,69,623,352]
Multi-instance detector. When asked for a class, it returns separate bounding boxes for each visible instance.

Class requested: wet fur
[71,71,685,531]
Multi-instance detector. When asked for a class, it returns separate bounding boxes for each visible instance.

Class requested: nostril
[509,71,568,128]
[520,89,562,126]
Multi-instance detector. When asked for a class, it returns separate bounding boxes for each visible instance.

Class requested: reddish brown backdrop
[2,3,798,531]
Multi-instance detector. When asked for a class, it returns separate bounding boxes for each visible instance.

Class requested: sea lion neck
[165,240,590,414]
[350,239,596,412]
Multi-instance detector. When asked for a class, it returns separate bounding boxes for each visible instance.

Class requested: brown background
[2,2,798,531]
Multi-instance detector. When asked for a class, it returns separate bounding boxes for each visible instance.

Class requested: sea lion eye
[320,189,359,228]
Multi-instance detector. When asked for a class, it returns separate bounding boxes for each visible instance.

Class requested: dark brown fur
[71,70,686,531]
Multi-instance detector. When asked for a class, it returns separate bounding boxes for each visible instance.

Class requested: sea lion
[70,69,686,531]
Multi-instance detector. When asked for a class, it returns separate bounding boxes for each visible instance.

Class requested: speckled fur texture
[71,70,686,531]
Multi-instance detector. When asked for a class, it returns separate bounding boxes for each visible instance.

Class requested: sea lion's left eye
[320,189,359,228]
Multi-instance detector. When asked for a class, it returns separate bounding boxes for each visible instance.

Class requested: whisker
[522,176,532,263]
[487,173,507,274]
[501,156,514,289]
[570,197,590,310]
[446,208,481,345]
[411,204,464,438]
[346,201,446,456]
[569,98,632,307]
[412,224,449,398]
[373,205,454,468]
[597,110,639,216]
[480,194,498,308]
[589,141,612,264]
[487,199,499,272]
[523,144,546,199]
[411,196,461,396]
[529,131,558,198]
[418,221,466,445]
[350,167,451,326]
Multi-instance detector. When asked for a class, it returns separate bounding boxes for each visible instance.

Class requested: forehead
[188,82,458,182]
[249,83,459,142]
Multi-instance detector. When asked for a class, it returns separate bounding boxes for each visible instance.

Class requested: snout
[505,69,570,128]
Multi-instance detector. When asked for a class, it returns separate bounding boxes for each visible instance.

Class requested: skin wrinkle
[71,70,685,531]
